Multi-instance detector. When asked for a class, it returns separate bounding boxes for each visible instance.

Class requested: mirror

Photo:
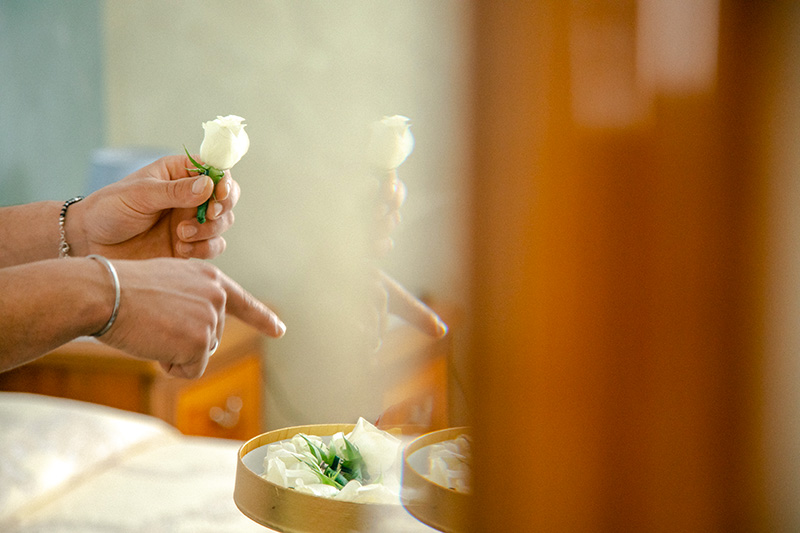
[0,0,472,444]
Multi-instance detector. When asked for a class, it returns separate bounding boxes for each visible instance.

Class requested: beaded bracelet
[58,196,85,258]
[87,255,121,337]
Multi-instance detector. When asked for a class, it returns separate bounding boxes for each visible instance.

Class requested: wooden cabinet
[375,311,456,434]
[172,355,262,439]
[0,317,264,440]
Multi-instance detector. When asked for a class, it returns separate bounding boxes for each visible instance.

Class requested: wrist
[62,197,90,257]
[0,258,118,366]
[86,255,120,337]
[76,256,119,337]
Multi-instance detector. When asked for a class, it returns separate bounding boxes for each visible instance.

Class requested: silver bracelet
[87,255,121,337]
[58,196,85,258]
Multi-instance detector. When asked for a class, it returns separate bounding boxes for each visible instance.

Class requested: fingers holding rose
[175,172,240,259]
[175,212,233,259]
[205,171,241,220]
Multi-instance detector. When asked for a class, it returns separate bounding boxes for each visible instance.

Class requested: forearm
[0,201,66,267]
[0,258,111,372]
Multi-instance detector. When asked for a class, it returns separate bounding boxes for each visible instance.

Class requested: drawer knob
[209,395,243,428]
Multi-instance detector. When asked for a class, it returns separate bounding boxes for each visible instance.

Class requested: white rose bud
[199,114,250,170]
[367,115,414,171]
[186,114,250,223]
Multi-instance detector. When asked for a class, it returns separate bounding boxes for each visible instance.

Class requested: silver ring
[209,338,219,356]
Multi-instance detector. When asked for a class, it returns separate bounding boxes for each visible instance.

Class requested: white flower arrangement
[261,418,404,504]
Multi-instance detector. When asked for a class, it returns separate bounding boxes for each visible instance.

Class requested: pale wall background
[102,1,472,428]
[0,0,103,204]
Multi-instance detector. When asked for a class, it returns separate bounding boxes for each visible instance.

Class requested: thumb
[133,175,214,213]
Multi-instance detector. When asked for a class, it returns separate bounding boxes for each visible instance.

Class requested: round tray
[400,427,472,533]
[234,424,433,533]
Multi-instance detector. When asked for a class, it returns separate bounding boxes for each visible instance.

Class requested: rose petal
[199,115,250,170]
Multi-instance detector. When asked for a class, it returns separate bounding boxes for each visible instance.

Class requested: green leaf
[338,437,368,482]
[328,470,348,487]
[295,455,343,489]
[184,146,206,171]
[299,435,326,465]
[342,437,360,460]
[294,433,372,488]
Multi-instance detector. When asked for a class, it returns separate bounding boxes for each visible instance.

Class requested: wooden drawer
[175,355,262,440]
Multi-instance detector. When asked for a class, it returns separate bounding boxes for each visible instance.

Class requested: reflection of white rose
[367,115,414,170]
[200,114,250,170]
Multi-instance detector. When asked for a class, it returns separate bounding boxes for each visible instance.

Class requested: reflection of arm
[0,258,110,372]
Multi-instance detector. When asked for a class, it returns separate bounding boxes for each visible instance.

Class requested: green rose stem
[185,147,225,223]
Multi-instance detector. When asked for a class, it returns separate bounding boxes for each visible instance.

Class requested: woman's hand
[100,258,284,379]
[66,154,240,260]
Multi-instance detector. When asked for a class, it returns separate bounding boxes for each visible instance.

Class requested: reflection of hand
[372,169,406,258]
[380,270,448,338]
[361,268,447,353]
[100,258,284,379]
[367,168,448,343]
[67,155,240,260]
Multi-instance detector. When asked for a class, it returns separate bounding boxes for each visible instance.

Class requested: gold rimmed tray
[400,427,472,533]
[234,424,434,532]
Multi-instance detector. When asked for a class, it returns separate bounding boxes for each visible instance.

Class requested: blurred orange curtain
[469,1,781,530]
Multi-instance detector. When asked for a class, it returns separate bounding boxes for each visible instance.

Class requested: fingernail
[192,176,208,195]
[180,225,197,239]
[212,202,223,218]
[217,181,231,201]
[273,315,287,337]
[176,241,192,256]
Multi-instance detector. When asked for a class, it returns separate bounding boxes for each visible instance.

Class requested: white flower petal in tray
[234,423,436,532]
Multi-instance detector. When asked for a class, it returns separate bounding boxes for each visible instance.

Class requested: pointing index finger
[220,273,286,338]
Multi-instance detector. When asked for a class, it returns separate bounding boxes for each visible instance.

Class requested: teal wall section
[0,0,104,206]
